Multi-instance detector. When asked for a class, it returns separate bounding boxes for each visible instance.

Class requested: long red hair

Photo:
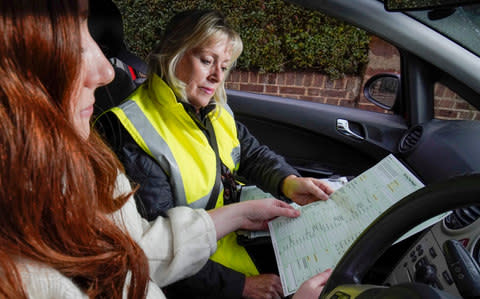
[0,1,149,298]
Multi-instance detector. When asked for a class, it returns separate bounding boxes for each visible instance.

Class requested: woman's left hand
[282,175,334,205]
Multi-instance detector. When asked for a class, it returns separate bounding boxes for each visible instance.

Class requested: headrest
[88,0,148,75]
[88,0,124,58]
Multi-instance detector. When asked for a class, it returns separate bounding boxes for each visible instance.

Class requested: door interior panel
[235,116,375,177]
[227,90,409,178]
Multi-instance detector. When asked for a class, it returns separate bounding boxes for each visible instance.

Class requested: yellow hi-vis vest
[108,75,258,276]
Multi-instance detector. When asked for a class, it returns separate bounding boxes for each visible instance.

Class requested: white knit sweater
[17,173,217,298]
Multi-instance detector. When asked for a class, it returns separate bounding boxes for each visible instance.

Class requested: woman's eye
[201,58,212,65]
[221,67,228,72]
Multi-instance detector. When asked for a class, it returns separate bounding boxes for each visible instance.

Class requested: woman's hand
[243,274,284,299]
[239,198,300,231]
[282,175,334,205]
[293,268,333,299]
[207,198,300,239]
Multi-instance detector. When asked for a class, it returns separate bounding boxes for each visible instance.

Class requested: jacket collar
[149,73,217,122]
[148,73,178,107]
[180,101,216,123]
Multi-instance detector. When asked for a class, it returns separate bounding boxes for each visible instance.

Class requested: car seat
[88,0,148,75]
[88,0,148,118]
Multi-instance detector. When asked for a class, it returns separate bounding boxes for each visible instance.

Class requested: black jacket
[96,105,299,299]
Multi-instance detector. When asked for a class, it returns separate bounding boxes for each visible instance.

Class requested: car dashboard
[399,119,480,185]
[373,118,480,297]
[384,208,480,298]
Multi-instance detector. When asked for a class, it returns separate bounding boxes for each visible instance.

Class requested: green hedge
[114,0,370,78]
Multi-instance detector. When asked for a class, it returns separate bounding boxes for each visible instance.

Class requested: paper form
[268,154,425,296]
[237,178,347,239]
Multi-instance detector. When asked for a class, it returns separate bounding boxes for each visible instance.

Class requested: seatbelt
[204,119,222,210]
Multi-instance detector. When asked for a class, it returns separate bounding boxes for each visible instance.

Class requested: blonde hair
[148,10,243,107]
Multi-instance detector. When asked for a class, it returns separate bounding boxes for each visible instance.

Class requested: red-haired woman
[0,1,326,298]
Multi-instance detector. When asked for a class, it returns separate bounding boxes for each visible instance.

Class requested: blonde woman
[98,9,333,299]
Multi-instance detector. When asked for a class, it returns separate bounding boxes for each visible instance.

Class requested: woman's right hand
[293,269,333,299]
[207,198,300,240]
[237,198,300,231]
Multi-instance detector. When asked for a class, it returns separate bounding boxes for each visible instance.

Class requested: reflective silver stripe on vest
[119,100,213,209]
[223,103,234,117]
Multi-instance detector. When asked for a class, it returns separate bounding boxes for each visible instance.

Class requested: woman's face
[176,37,232,111]
[73,11,114,138]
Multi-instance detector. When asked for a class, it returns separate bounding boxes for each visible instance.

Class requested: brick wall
[226,36,480,120]
[226,71,362,108]
[434,85,480,120]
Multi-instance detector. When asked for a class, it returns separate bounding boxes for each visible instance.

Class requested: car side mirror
[363,73,400,111]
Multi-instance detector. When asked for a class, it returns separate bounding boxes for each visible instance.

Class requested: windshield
[406,4,480,56]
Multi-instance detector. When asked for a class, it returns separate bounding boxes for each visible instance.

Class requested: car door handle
[336,119,364,140]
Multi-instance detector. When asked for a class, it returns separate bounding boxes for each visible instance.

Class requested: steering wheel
[320,173,480,297]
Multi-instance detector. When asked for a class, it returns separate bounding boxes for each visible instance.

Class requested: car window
[227,35,399,115]
[226,4,480,122]
[227,35,480,121]
[434,83,480,120]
